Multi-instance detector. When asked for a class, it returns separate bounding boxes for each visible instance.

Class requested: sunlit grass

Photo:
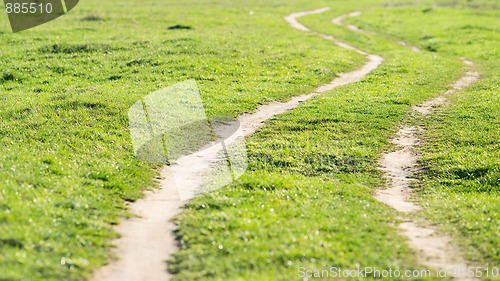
[171,5,463,279]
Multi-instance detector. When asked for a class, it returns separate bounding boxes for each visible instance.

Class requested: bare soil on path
[91,7,480,281]
[332,10,481,277]
[375,60,480,280]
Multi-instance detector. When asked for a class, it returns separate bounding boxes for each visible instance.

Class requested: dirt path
[375,60,479,280]
[333,11,420,52]
[332,11,364,32]
[90,8,383,281]
[333,10,481,279]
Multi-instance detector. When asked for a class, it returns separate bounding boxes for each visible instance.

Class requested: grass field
[1,0,499,280]
[170,4,467,281]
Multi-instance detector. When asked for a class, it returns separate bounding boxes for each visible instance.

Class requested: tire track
[332,10,481,278]
[333,11,420,52]
[375,60,480,280]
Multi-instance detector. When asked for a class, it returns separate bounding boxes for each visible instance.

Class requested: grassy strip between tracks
[169,7,464,280]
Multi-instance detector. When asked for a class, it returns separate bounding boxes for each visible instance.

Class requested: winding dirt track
[91,7,382,281]
[375,61,480,280]
[332,8,479,281]
[332,9,482,280]
[91,7,480,281]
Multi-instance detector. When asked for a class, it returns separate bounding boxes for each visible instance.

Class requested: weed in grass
[168,25,193,30]
[0,70,20,83]
[81,14,105,22]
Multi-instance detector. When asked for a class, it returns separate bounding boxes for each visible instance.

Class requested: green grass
[2,0,499,280]
[347,1,500,277]
[0,0,368,280]
[170,4,465,280]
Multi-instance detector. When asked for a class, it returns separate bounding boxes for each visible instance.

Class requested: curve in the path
[91,8,383,281]
[332,11,364,32]
[333,11,420,52]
